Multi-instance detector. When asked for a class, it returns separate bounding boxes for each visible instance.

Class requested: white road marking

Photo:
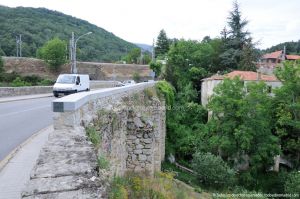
[0,105,51,117]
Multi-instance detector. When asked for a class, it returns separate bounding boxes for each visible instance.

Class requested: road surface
[0,97,54,161]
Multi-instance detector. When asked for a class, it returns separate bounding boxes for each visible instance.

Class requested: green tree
[37,37,66,71]
[149,61,162,78]
[274,61,300,168]
[155,29,170,58]
[122,48,141,64]
[205,78,279,172]
[220,1,256,70]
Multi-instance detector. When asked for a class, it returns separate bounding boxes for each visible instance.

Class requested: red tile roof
[286,55,300,60]
[204,71,279,82]
[225,71,278,81]
[262,50,282,59]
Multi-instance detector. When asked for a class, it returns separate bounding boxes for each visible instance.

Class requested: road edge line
[0,94,53,103]
[0,125,53,172]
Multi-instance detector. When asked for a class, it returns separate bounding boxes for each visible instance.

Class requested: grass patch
[97,154,110,170]
[109,172,203,199]
[86,125,101,148]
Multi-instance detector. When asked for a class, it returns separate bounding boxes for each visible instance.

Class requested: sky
[0,0,299,49]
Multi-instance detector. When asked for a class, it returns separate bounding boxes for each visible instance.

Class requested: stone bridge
[22,82,166,198]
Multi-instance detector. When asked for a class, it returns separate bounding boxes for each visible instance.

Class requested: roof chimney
[257,69,261,80]
[282,46,286,61]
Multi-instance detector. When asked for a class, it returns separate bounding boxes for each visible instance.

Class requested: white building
[201,70,282,107]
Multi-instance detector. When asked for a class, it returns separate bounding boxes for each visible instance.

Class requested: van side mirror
[76,80,80,85]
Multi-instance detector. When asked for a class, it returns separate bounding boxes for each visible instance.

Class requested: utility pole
[70,31,92,74]
[140,48,143,64]
[16,34,22,57]
[16,36,19,57]
[19,34,22,57]
[70,32,75,73]
[152,38,155,61]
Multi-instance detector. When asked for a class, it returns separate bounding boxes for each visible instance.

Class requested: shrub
[2,72,20,82]
[155,80,175,106]
[132,72,141,83]
[284,171,300,195]
[192,152,236,188]
[11,77,31,87]
[38,79,54,86]
[22,75,42,85]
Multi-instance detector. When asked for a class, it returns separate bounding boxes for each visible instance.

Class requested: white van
[53,74,90,97]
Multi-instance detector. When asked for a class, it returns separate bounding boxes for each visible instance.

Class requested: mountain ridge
[0,6,137,62]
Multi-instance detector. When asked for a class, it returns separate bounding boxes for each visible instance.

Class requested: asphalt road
[0,97,54,161]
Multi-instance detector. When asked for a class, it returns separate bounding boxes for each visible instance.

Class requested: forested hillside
[264,40,300,55]
[0,6,136,62]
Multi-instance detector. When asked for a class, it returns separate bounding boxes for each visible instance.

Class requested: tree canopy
[274,61,300,168]
[155,29,170,58]
[37,37,67,71]
[220,1,257,71]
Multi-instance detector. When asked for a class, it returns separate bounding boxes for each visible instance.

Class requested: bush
[132,72,141,83]
[1,72,20,82]
[11,77,31,87]
[284,171,300,195]
[155,80,175,106]
[22,75,42,85]
[38,79,54,86]
[192,152,236,188]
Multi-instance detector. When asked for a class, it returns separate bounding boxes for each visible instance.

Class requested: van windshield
[56,75,76,84]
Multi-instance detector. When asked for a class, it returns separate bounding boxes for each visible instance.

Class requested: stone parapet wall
[0,86,53,97]
[52,83,166,176]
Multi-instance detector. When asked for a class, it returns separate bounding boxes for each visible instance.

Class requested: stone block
[133,149,142,154]
[133,117,144,128]
[138,154,147,161]
[144,144,152,149]
[142,149,152,155]
[134,139,140,144]
[142,139,152,144]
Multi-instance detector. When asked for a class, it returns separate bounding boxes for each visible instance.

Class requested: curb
[0,125,52,172]
[0,94,53,103]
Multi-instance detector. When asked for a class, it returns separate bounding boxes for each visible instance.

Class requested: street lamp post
[71,31,92,74]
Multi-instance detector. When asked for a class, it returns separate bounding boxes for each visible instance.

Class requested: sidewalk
[0,93,53,103]
[0,126,52,199]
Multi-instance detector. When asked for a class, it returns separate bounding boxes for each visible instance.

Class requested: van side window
[77,76,80,83]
